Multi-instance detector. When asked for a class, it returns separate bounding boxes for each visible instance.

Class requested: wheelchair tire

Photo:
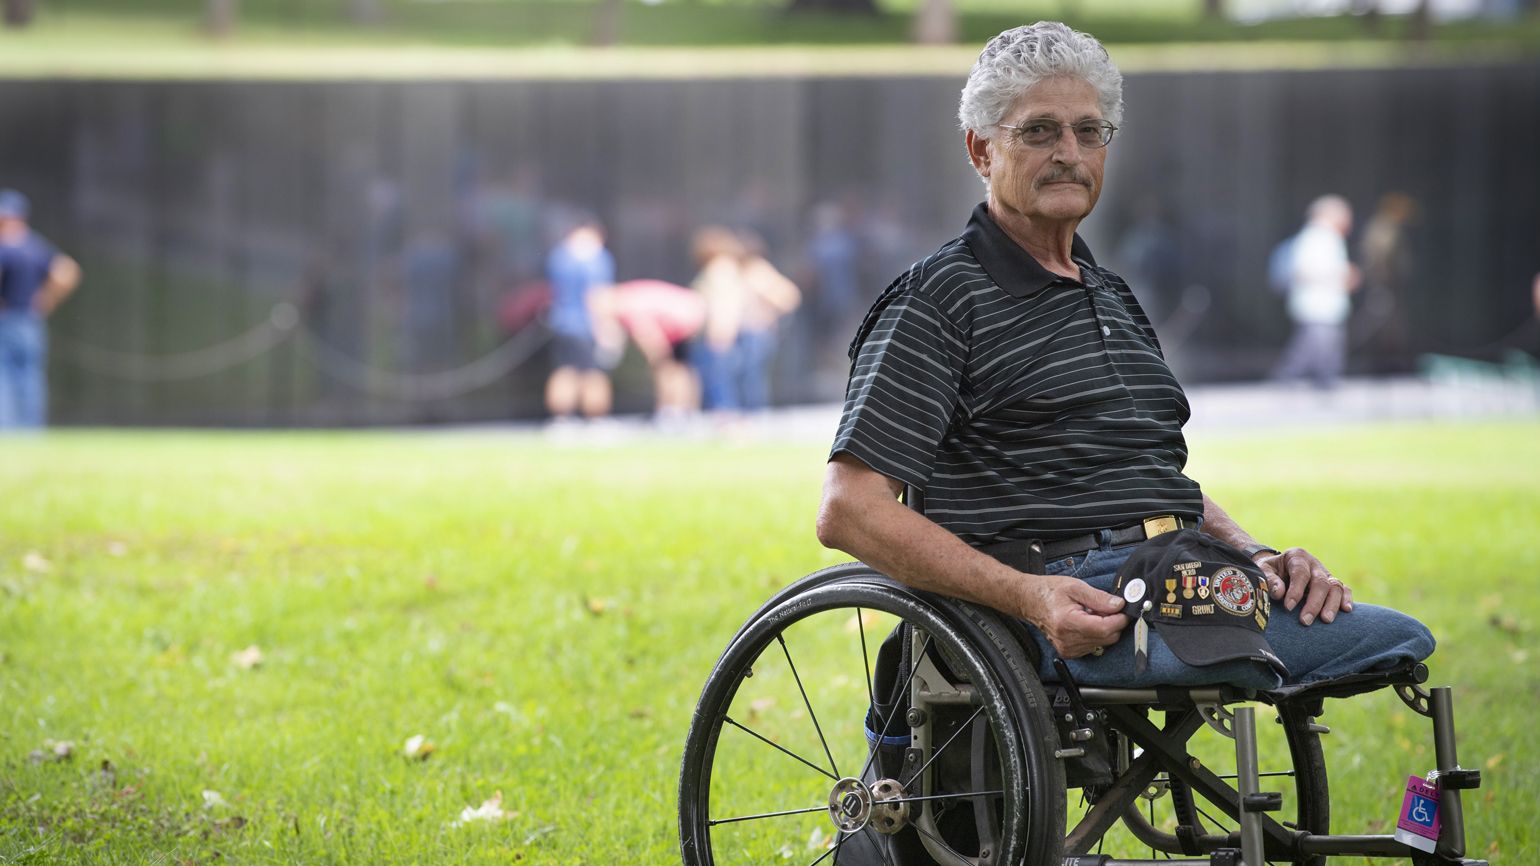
[1163,702,1329,866]
[679,569,1065,866]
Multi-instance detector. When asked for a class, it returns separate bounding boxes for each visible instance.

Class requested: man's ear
[965,129,991,179]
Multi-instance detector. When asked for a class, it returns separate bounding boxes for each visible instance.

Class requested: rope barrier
[54,303,299,382]
[53,300,553,401]
[298,322,551,402]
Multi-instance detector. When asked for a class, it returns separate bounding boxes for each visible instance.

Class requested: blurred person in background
[1354,192,1418,371]
[689,226,747,417]
[734,229,801,414]
[543,217,615,424]
[804,202,862,347]
[1272,195,1359,390]
[0,189,81,430]
[590,279,705,427]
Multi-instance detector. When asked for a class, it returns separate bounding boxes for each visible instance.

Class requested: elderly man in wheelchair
[678,20,1486,866]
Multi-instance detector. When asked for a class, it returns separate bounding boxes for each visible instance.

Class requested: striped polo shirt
[830,203,1204,546]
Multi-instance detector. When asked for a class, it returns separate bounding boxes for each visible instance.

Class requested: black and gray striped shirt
[830,203,1204,546]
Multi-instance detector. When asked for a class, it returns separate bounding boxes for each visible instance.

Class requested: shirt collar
[960,202,1097,299]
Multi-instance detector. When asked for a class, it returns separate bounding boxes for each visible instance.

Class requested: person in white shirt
[1272,195,1360,389]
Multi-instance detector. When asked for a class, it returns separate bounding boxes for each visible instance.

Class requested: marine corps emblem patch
[1212,567,1256,617]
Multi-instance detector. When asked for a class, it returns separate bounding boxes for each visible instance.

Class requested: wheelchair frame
[678,562,1488,866]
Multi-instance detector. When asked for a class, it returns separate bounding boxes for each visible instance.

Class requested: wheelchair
[679,559,1488,866]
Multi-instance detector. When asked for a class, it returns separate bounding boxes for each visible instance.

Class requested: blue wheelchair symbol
[1408,794,1437,828]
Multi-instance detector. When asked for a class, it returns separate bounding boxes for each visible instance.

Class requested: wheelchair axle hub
[827,777,910,834]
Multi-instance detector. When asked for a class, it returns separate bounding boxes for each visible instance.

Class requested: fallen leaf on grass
[213,815,248,833]
[1487,614,1526,635]
[21,551,52,574]
[523,823,556,845]
[402,734,436,761]
[746,697,777,722]
[230,646,264,670]
[807,826,835,850]
[453,790,518,826]
[628,707,652,720]
[202,790,229,810]
[582,595,608,616]
[106,541,129,557]
[1484,753,1504,769]
[27,739,74,764]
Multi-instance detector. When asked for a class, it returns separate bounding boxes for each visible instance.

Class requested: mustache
[1035,170,1092,188]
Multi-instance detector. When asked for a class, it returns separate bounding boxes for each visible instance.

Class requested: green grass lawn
[1,420,1537,863]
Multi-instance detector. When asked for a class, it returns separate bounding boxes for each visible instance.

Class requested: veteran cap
[1114,528,1288,677]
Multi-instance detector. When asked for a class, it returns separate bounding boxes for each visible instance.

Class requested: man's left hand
[1254,548,1354,626]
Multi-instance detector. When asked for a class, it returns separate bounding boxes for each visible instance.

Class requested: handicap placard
[1393,775,1441,853]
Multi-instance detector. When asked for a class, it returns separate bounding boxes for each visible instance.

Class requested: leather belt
[980,514,1198,570]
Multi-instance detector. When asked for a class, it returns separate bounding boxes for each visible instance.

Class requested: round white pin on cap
[1123,577,1146,604]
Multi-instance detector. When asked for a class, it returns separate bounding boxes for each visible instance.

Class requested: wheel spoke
[857,607,876,712]
[904,704,985,785]
[861,822,895,866]
[910,819,957,860]
[1148,795,1157,860]
[806,831,844,866]
[1211,770,1295,780]
[778,634,841,780]
[708,804,826,826]
[1194,802,1233,833]
[885,789,1004,805]
[724,715,839,782]
[857,633,933,783]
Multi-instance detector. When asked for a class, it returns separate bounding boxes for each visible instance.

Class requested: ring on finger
[1090,646,1104,657]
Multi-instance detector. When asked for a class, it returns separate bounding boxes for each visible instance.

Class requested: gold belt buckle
[1142,515,1179,538]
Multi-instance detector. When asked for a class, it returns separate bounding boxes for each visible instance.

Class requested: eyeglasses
[998,118,1117,149]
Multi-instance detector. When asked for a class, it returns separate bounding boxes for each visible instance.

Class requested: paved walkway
[493,372,1539,446]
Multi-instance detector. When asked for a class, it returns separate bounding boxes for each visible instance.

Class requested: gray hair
[957,22,1123,137]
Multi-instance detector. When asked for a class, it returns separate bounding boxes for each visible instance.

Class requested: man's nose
[1051,130,1084,164]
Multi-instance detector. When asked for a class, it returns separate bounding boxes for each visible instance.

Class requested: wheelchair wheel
[1172,702,1328,866]
[679,569,1065,866]
[1107,701,1328,866]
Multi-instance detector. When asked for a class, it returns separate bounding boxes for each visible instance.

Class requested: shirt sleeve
[829,285,967,491]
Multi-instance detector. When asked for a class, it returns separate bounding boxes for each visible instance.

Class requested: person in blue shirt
[543,217,615,423]
[0,189,82,430]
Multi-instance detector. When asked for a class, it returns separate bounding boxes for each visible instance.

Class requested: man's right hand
[1018,574,1129,659]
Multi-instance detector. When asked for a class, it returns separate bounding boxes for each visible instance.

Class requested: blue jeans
[695,341,737,412]
[0,311,47,430]
[1030,533,1435,691]
[733,327,776,412]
